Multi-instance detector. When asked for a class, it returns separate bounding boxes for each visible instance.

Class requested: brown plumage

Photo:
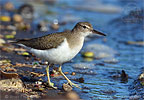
[15,32,66,50]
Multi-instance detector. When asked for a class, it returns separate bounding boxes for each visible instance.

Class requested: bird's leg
[46,65,57,89]
[58,65,80,89]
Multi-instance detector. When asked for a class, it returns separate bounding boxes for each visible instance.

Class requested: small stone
[15,22,31,31]
[18,4,34,19]
[13,14,23,23]
[0,59,11,65]
[4,2,14,11]
[11,31,16,35]
[63,83,72,92]
[71,72,76,76]
[139,73,144,80]
[0,78,24,92]
[18,52,30,56]
[50,19,59,30]
[6,25,16,30]
[0,16,11,22]
[5,34,15,39]
[5,67,17,72]
[74,77,84,83]
[38,87,45,91]
[121,70,128,82]
[37,21,48,32]
[0,70,19,79]
[0,38,6,46]
[82,51,94,58]
[64,72,69,74]
[66,91,80,100]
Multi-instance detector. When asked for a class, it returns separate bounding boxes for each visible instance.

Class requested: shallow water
[0,0,144,100]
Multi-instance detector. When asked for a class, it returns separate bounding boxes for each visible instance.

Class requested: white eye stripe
[85,25,90,29]
[80,24,90,29]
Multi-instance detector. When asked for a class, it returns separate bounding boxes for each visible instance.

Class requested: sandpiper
[14,22,106,89]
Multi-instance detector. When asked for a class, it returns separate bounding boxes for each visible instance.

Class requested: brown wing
[16,33,66,50]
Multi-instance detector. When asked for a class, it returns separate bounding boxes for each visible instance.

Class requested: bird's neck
[66,31,85,49]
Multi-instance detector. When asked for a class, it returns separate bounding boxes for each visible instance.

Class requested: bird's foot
[48,82,57,89]
[67,81,81,89]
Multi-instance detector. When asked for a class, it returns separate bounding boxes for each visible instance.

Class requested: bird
[13,22,106,89]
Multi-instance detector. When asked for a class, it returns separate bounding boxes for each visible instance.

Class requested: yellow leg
[58,65,80,89]
[46,65,57,89]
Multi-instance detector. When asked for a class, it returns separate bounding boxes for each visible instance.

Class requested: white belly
[29,39,83,64]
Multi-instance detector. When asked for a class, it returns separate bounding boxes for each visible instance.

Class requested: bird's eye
[82,26,86,29]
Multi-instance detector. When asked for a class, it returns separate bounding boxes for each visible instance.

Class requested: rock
[6,25,16,30]
[37,21,48,32]
[4,2,14,11]
[138,72,144,86]
[50,19,59,30]
[0,70,19,79]
[74,77,84,83]
[5,67,17,72]
[81,51,94,58]
[5,34,15,39]
[0,78,24,92]
[18,4,34,19]
[0,59,11,65]
[15,22,31,31]
[0,16,11,22]
[66,91,80,100]
[0,38,6,46]
[63,83,72,92]
[13,14,23,23]
[71,72,76,76]
[120,70,128,82]
[83,44,118,63]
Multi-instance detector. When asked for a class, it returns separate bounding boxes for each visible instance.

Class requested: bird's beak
[92,30,106,36]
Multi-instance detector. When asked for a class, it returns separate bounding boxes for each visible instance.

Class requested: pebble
[120,70,128,82]
[6,25,16,30]
[13,14,23,23]
[0,38,6,46]
[83,43,118,63]
[66,91,80,100]
[0,16,11,22]
[74,77,84,83]
[15,22,31,31]
[63,83,72,92]
[18,4,34,19]
[5,67,17,72]
[0,70,19,79]
[82,51,94,58]
[18,51,30,56]
[0,78,24,92]
[0,59,11,65]
[71,72,76,76]
[37,21,48,32]
[50,19,59,30]
[138,72,144,86]
[4,2,14,11]
[5,34,15,39]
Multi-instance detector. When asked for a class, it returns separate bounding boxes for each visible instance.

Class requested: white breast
[25,38,84,64]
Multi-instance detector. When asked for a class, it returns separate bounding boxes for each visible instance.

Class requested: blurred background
[0,0,144,100]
